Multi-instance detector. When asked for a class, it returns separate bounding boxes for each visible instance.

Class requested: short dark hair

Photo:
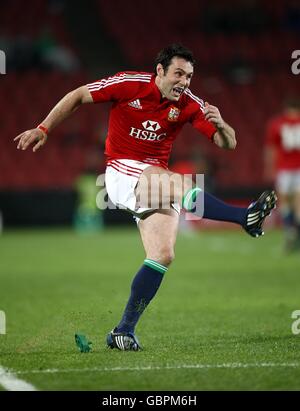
[154,44,195,75]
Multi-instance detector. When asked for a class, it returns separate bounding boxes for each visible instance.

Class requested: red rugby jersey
[265,113,300,170]
[87,71,216,169]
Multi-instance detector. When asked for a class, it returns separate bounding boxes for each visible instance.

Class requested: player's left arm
[204,102,237,150]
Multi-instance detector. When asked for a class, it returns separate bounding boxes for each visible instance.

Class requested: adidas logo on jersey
[128,99,142,109]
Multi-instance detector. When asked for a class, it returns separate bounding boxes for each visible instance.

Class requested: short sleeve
[86,72,151,103]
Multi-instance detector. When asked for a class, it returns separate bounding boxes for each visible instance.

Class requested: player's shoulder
[116,70,152,76]
[88,71,152,90]
[182,88,205,112]
[113,71,152,81]
[107,71,152,93]
[267,113,286,128]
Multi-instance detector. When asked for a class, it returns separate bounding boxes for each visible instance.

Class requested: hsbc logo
[129,120,166,141]
[142,120,161,132]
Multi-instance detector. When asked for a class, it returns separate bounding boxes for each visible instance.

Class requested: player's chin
[168,94,180,102]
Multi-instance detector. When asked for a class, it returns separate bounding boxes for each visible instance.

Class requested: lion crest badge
[168,106,180,122]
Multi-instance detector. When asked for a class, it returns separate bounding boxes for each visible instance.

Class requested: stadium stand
[1,0,300,192]
[96,0,300,188]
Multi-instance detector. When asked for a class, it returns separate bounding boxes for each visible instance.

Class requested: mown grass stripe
[12,362,300,375]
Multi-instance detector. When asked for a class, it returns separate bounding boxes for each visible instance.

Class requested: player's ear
[156,64,164,78]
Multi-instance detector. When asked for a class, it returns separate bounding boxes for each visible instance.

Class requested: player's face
[156,57,194,101]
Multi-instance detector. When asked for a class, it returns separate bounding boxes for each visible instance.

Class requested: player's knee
[148,248,175,267]
[162,250,175,266]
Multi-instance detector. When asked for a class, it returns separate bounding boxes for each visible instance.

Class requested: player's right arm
[14,86,93,152]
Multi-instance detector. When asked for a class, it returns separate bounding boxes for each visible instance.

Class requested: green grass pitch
[0,227,300,390]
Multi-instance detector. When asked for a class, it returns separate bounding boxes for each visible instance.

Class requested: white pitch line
[0,366,37,391]
[11,362,300,376]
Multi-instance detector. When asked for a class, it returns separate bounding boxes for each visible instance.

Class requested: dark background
[0,0,299,226]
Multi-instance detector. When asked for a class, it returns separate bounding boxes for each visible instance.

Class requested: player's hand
[14,128,48,152]
[204,102,224,129]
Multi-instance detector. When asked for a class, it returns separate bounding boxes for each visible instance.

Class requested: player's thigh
[135,166,193,207]
[276,171,294,208]
[138,208,179,266]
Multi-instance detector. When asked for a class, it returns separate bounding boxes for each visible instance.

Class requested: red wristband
[37,124,48,135]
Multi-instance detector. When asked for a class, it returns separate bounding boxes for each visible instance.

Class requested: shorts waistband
[106,159,144,178]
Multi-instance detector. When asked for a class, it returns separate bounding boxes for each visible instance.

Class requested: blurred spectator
[224,52,255,85]
[264,96,300,252]
[1,29,79,72]
[36,28,80,72]
[74,147,105,232]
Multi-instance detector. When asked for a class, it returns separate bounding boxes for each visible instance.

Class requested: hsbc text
[129,127,167,141]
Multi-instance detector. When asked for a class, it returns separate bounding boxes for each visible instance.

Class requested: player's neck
[154,76,167,101]
[285,109,300,118]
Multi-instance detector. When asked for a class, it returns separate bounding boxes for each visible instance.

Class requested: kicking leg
[136,165,277,238]
[183,188,277,237]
